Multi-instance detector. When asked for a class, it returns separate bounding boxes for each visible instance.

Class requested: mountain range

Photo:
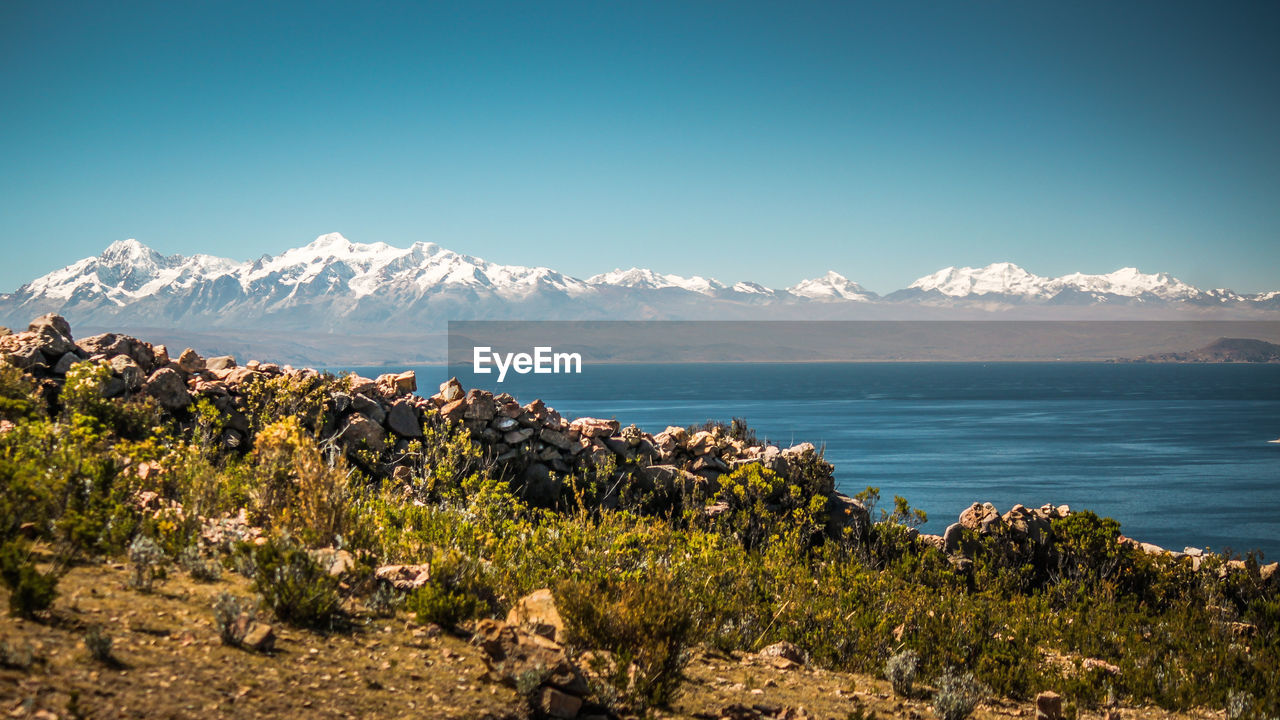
[2,234,1277,361]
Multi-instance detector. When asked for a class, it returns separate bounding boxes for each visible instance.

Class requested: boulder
[569,417,619,439]
[386,401,422,438]
[206,355,236,372]
[242,622,275,652]
[539,687,582,719]
[339,412,386,452]
[826,493,871,538]
[52,352,81,376]
[351,393,386,425]
[506,589,565,643]
[375,564,431,592]
[28,313,72,339]
[540,427,575,451]
[177,348,205,373]
[1035,691,1063,720]
[687,430,717,455]
[759,641,805,665]
[435,377,465,404]
[110,354,145,390]
[440,398,467,423]
[472,619,588,697]
[143,367,192,410]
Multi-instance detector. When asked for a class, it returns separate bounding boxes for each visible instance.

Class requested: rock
[492,416,519,432]
[31,326,76,358]
[28,313,72,339]
[826,493,870,538]
[504,427,536,444]
[375,564,431,591]
[386,401,422,438]
[143,367,192,410]
[943,522,964,552]
[242,622,275,652]
[570,417,619,439]
[110,354,145,390]
[653,426,687,454]
[919,533,946,551]
[310,547,355,577]
[391,465,413,483]
[436,377,464,403]
[619,424,644,447]
[2,344,45,370]
[463,389,496,421]
[393,370,416,393]
[440,398,467,423]
[351,393,386,425]
[506,589,565,642]
[177,348,205,373]
[1035,690,1063,720]
[152,344,169,366]
[759,641,805,665]
[52,352,81,375]
[347,374,377,394]
[1261,562,1278,583]
[339,412,386,451]
[206,355,236,372]
[687,430,717,455]
[472,619,588,697]
[539,687,583,719]
[959,502,999,531]
[540,427,575,451]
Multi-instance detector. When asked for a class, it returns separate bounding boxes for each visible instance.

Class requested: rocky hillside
[2,312,1278,719]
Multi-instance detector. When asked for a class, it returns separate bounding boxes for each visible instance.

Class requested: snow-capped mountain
[891,262,1262,307]
[2,237,1277,337]
[788,271,876,301]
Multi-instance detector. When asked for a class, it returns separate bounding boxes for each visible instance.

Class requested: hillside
[1,313,1277,719]
[1132,337,1280,363]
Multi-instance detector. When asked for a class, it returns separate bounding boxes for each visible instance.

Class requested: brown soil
[1,561,1223,720]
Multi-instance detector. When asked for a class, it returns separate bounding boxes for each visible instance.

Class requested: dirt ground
[0,561,1226,720]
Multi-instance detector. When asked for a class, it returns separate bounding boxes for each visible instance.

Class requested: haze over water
[345,362,1280,558]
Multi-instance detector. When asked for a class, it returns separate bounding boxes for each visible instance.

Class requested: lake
[337,362,1280,558]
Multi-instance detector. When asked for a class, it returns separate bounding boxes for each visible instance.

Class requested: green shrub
[557,568,696,713]
[0,362,40,421]
[0,540,59,619]
[248,416,352,546]
[83,625,113,663]
[126,535,166,592]
[932,668,986,720]
[885,648,919,696]
[249,536,341,628]
[408,547,493,628]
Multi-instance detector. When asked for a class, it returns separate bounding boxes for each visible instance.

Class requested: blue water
[340,363,1280,557]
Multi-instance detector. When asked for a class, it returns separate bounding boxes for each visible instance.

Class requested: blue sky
[2,1,1278,294]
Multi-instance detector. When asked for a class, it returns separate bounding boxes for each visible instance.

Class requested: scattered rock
[1035,690,1063,720]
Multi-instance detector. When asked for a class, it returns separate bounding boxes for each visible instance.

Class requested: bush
[557,568,696,713]
[932,668,985,720]
[885,649,919,697]
[0,540,58,619]
[249,417,351,546]
[212,591,255,646]
[249,536,341,628]
[408,548,492,628]
[126,535,166,592]
[84,625,113,662]
[179,546,222,582]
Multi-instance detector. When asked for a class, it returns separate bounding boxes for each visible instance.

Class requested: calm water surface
[337,362,1280,557]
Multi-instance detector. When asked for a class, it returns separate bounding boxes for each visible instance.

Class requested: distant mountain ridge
[2,234,1278,335]
[1132,337,1280,363]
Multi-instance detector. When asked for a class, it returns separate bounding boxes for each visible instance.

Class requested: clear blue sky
[2,1,1278,294]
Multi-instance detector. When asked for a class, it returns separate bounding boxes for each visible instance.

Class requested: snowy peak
[587,267,726,294]
[1053,267,1199,300]
[908,262,1051,298]
[789,271,875,301]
